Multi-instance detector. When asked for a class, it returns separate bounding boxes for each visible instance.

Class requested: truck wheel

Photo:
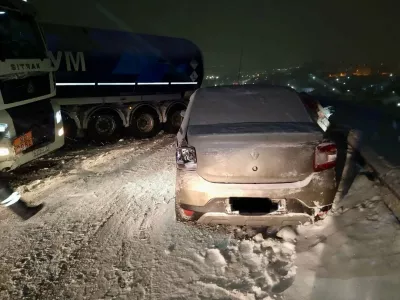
[87,113,121,143]
[129,108,160,139]
[165,109,184,134]
[62,113,78,142]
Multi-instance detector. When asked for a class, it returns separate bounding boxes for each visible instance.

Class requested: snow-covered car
[175,85,338,226]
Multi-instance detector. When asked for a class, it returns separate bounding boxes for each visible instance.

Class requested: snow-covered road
[0,135,399,300]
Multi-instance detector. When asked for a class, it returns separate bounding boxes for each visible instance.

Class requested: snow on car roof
[188,85,313,126]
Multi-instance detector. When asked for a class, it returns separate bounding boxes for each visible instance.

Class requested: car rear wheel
[165,109,184,134]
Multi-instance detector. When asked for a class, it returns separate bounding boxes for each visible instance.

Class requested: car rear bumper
[176,169,336,224]
[197,212,313,226]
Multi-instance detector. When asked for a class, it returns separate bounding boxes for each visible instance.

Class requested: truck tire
[62,113,78,142]
[129,108,160,139]
[87,113,121,143]
[165,109,184,134]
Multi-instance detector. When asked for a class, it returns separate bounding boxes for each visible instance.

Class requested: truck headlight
[55,111,62,124]
[0,123,8,132]
[0,147,10,156]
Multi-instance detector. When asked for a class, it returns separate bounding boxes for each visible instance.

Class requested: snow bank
[190,233,297,299]
[284,174,400,300]
[276,227,297,242]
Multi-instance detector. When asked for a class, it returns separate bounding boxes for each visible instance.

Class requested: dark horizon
[33,0,400,73]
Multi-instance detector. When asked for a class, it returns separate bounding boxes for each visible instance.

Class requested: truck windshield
[0,9,46,60]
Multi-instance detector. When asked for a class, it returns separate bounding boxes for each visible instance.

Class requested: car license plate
[13,131,34,155]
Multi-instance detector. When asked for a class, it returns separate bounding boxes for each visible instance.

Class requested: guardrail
[347,130,400,219]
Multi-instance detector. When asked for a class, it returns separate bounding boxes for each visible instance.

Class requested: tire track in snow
[34,139,176,299]
[0,136,175,299]
[2,132,299,300]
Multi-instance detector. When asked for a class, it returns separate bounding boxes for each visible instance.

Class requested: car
[175,85,338,226]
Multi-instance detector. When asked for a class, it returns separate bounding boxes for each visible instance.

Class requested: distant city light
[397,102,400,107]
[343,82,346,85]
[393,91,396,94]
[336,78,339,82]
[347,89,350,92]
[390,73,393,77]
[347,76,350,79]
[216,76,219,79]
[332,88,336,91]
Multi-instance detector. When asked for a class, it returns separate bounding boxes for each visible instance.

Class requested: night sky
[33,0,399,73]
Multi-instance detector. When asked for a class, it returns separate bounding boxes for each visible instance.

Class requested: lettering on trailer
[11,63,41,71]
[47,51,86,72]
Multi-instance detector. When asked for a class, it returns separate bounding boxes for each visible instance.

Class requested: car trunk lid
[187,122,323,184]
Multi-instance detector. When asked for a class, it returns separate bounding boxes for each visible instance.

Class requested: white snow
[276,226,297,242]
[205,248,227,269]
[0,135,399,300]
[253,233,264,243]
[284,175,400,300]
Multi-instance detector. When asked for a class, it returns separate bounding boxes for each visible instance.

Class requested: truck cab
[0,0,64,170]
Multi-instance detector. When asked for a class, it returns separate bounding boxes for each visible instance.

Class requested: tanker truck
[41,23,204,142]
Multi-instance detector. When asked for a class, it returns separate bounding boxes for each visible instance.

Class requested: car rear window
[188,86,313,126]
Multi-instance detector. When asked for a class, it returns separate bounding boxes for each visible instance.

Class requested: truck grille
[6,99,55,152]
[1,74,51,104]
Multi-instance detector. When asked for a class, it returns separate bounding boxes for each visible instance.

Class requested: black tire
[87,113,121,143]
[62,113,78,142]
[165,108,185,134]
[128,108,160,139]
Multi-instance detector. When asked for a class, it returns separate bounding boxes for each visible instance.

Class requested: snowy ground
[0,135,399,299]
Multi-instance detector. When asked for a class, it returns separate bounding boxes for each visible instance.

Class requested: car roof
[188,85,313,126]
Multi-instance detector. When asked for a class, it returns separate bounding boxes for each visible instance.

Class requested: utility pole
[237,47,243,83]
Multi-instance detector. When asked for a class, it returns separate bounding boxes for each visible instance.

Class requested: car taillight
[176,146,197,170]
[314,142,337,172]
